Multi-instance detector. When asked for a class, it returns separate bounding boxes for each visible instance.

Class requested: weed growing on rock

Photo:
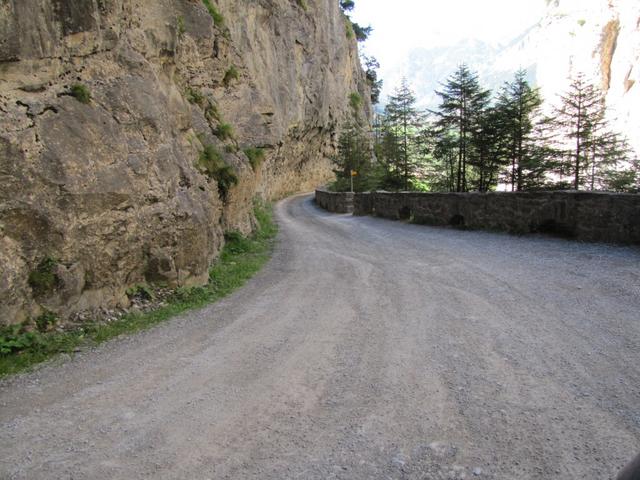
[214,122,234,140]
[70,84,91,104]
[35,310,58,333]
[244,147,265,171]
[349,92,362,110]
[28,256,59,296]
[185,86,205,106]
[198,144,238,199]
[202,0,224,27]
[223,65,239,87]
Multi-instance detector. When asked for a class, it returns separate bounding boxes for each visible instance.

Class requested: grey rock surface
[0,0,370,324]
[1,194,639,479]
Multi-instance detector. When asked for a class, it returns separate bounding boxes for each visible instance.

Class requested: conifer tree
[433,64,491,192]
[383,79,424,190]
[331,120,373,192]
[552,73,607,190]
[495,69,544,191]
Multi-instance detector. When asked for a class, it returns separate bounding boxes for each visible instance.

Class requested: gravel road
[2,194,639,479]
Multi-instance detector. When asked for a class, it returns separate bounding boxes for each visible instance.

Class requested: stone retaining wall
[314,189,354,213]
[317,190,640,244]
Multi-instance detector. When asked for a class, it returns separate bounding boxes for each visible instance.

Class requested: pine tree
[433,64,491,192]
[383,79,424,190]
[552,73,607,190]
[331,120,373,192]
[494,70,544,191]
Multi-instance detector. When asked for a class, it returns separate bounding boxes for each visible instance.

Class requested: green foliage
[244,147,265,171]
[205,103,221,122]
[0,202,277,377]
[340,0,355,11]
[330,120,375,192]
[349,92,362,110]
[35,311,58,333]
[577,19,586,27]
[362,54,383,105]
[202,0,224,27]
[223,65,239,87]
[177,15,186,36]
[214,122,234,140]
[28,256,59,296]
[345,18,354,39]
[296,0,308,11]
[70,84,91,104]
[125,284,154,301]
[185,86,205,106]
[0,324,45,356]
[198,144,238,199]
[351,22,372,42]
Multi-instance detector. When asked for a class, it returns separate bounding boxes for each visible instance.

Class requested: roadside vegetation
[0,202,278,377]
[332,66,639,193]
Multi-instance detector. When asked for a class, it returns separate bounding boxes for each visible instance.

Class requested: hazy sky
[350,0,547,95]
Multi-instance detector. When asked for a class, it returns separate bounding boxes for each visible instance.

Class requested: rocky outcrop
[499,0,640,154]
[0,0,371,325]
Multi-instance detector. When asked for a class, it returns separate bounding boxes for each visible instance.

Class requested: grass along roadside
[0,201,278,378]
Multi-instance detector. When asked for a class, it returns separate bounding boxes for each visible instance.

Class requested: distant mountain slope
[398,0,639,153]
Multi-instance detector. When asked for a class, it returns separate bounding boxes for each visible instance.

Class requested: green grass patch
[198,144,238,199]
[185,86,205,106]
[349,92,362,110]
[244,147,265,171]
[223,65,239,87]
[0,201,278,378]
[202,0,224,27]
[214,122,234,140]
[70,84,91,104]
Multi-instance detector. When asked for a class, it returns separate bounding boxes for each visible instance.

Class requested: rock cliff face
[0,0,371,325]
[494,0,640,153]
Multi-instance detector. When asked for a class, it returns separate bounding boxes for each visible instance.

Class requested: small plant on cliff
[198,144,238,199]
[126,284,154,302]
[223,65,239,87]
[177,15,186,36]
[344,18,354,39]
[296,0,308,11]
[185,86,205,106]
[28,256,59,296]
[70,84,91,104]
[34,310,58,333]
[349,92,362,110]
[202,0,224,27]
[244,147,265,171]
[214,122,234,140]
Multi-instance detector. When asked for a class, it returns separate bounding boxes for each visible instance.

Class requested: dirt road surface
[2,194,639,479]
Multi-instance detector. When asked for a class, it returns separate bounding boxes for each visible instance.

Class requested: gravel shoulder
[1,194,639,479]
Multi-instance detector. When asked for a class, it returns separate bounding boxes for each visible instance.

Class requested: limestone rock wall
[0,0,371,325]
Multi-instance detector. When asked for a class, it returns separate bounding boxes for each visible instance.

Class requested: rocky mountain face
[0,0,371,325]
[497,0,640,153]
[402,0,639,153]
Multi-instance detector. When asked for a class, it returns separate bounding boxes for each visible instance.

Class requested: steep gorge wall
[0,0,371,325]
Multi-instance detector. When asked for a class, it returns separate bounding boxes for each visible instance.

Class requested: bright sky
[350,0,547,96]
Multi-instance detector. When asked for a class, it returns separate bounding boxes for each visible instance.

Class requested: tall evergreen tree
[331,120,373,192]
[383,79,424,190]
[495,70,544,191]
[552,73,607,190]
[433,64,491,192]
